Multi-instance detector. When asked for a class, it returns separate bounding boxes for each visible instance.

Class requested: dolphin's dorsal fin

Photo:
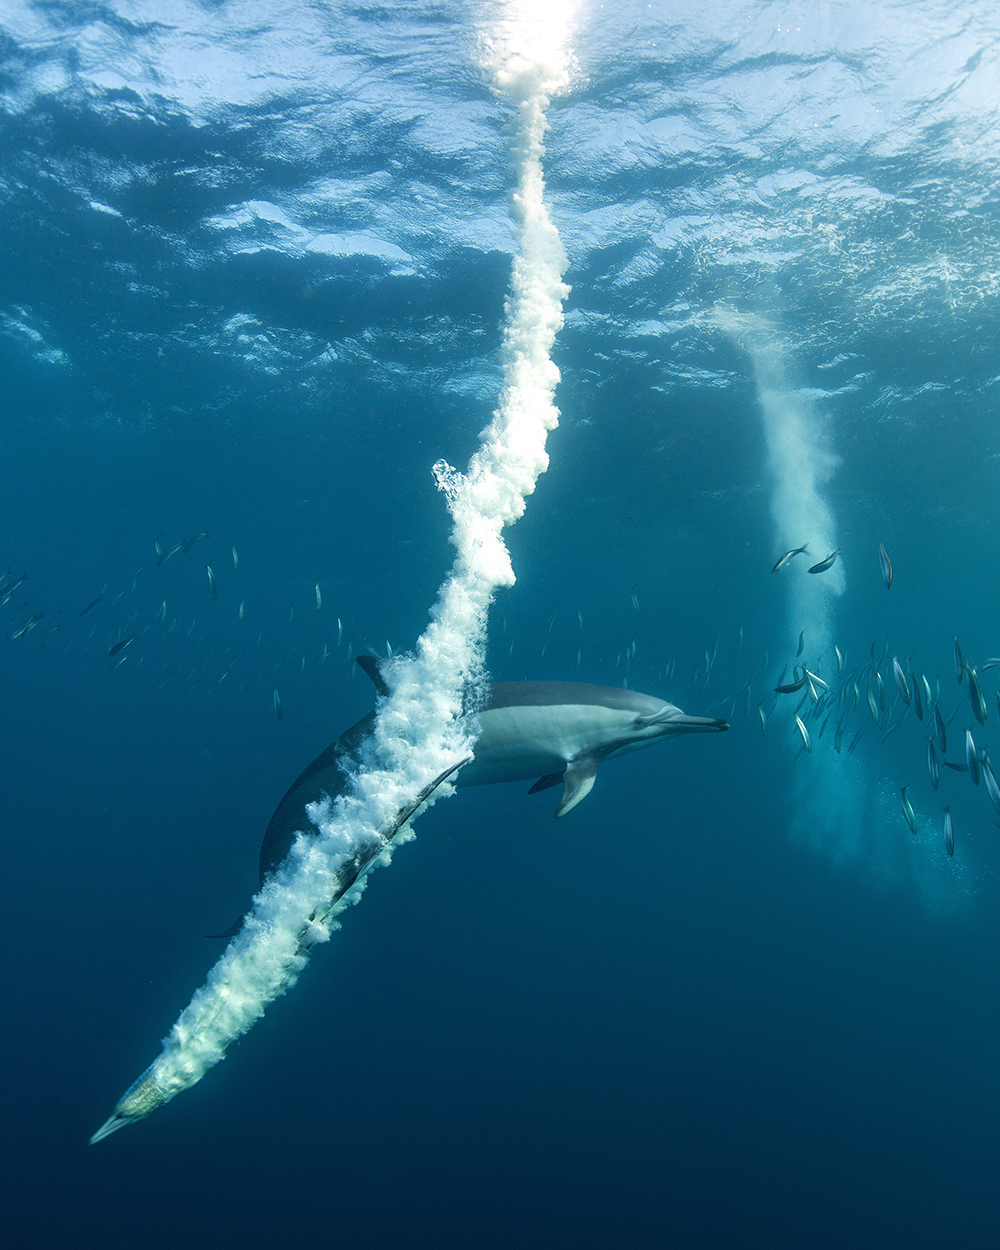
[356,654,390,697]
[554,754,599,817]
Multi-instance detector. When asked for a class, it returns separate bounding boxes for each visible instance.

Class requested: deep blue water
[4,2,1000,1246]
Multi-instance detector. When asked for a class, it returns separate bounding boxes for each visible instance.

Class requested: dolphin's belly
[458,702,633,787]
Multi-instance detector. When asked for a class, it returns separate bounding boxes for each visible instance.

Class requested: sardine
[982,658,1000,671]
[796,630,805,658]
[78,595,103,618]
[315,582,322,611]
[878,542,892,589]
[157,542,183,567]
[205,565,217,601]
[867,684,880,724]
[757,703,767,737]
[955,637,964,683]
[771,545,808,574]
[966,665,988,726]
[943,807,954,857]
[775,671,808,695]
[892,657,911,706]
[900,786,917,835]
[912,676,923,722]
[734,624,743,658]
[848,726,866,753]
[966,729,980,785]
[835,645,844,675]
[934,703,947,754]
[983,754,1000,816]
[107,636,134,657]
[927,739,940,790]
[232,544,239,570]
[794,713,812,753]
[273,685,282,722]
[807,548,841,574]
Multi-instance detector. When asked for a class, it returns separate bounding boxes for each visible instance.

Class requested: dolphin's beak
[670,715,729,734]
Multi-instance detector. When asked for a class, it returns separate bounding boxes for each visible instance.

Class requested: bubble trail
[90,2,575,1144]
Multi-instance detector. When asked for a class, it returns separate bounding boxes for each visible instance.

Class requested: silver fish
[966,729,980,785]
[900,786,917,835]
[796,630,805,658]
[982,658,1000,671]
[934,703,947,754]
[107,636,134,657]
[878,542,892,589]
[983,754,1000,816]
[775,671,808,695]
[912,675,923,721]
[807,548,841,574]
[315,582,322,611]
[927,739,940,790]
[232,544,239,570]
[867,684,880,724]
[848,726,866,753]
[734,624,743,657]
[892,657,911,706]
[272,685,282,722]
[920,675,932,710]
[966,665,987,726]
[835,645,844,675]
[955,637,964,683]
[757,703,767,737]
[157,542,183,567]
[943,807,954,857]
[771,545,808,574]
[206,565,217,601]
[794,713,812,753]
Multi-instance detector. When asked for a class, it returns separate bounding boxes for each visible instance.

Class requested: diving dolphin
[237,657,728,913]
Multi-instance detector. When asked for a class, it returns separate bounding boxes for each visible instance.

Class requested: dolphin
[220,657,727,929]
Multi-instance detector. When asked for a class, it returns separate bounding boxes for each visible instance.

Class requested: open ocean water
[3,2,1000,1247]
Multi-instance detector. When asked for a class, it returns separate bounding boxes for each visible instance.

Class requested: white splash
[91,2,574,1143]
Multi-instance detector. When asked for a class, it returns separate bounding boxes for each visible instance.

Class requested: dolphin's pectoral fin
[528,772,564,795]
[554,754,599,817]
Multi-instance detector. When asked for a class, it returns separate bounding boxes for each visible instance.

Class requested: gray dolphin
[220,657,727,931]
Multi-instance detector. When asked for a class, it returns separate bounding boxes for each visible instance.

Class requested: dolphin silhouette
[213,657,727,936]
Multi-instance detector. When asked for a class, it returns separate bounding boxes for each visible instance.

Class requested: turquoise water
[4,2,1000,1246]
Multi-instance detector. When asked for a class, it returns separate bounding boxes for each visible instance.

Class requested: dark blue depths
[5,5,1000,1249]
